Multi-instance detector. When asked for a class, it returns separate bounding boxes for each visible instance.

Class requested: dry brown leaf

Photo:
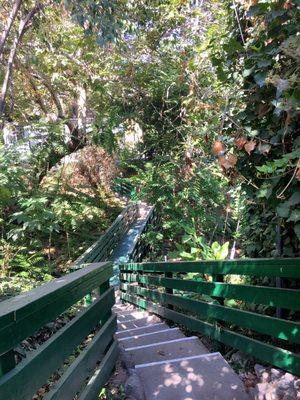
[212,140,225,156]
[235,137,247,150]
[244,140,256,155]
[244,0,258,10]
[296,168,300,181]
[218,154,237,170]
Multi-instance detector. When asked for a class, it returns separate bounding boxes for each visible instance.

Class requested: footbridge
[0,199,299,399]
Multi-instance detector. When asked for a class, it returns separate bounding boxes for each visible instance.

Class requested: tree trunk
[0,0,23,59]
[0,2,43,118]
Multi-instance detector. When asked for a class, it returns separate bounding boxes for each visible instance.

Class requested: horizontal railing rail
[0,262,118,400]
[120,258,300,375]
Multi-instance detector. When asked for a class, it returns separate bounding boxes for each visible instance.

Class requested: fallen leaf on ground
[235,137,247,150]
[218,154,237,169]
[244,140,256,154]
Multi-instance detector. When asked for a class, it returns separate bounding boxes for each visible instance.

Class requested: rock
[125,371,146,400]
[294,379,300,390]
[248,386,258,400]
[119,347,134,369]
[261,372,270,383]
[256,382,269,396]
[282,388,297,400]
[270,368,282,380]
[283,373,295,383]
[254,364,267,377]
[249,367,298,400]
[277,374,295,391]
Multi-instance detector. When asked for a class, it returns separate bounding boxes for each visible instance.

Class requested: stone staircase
[113,301,250,400]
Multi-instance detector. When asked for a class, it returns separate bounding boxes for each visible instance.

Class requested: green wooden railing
[74,203,139,266]
[0,262,118,400]
[129,205,156,262]
[120,258,300,375]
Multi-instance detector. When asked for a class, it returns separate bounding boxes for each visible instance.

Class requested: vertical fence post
[165,272,174,310]
[99,280,112,324]
[164,255,174,310]
[211,272,225,352]
[275,224,283,319]
[84,293,92,307]
[0,350,15,377]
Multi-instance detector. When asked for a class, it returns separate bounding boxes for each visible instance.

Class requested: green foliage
[0,140,122,280]
[208,0,300,256]
[8,197,59,241]
[1,0,298,291]
[128,152,233,259]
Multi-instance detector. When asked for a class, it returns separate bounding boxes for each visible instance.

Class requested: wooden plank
[78,340,119,400]
[73,203,136,265]
[88,214,133,262]
[44,315,117,400]
[120,258,300,278]
[127,206,155,262]
[121,284,300,344]
[0,265,113,355]
[0,351,15,377]
[121,292,300,376]
[0,262,111,323]
[0,288,115,400]
[164,272,173,310]
[120,273,300,311]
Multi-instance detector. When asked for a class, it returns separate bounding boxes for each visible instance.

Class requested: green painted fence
[129,206,156,263]
[74,203,139,266]
[0,262,118,400]
[120,258,300,375]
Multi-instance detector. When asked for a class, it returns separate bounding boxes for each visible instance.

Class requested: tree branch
[29,69,64,119]
[0,0,23,59]
[0,2,44,118]
[28,75,49,116]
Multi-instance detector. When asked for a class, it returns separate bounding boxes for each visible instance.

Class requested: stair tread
[116,323,169,338]
[125,336,208,365]
[117,316,159,331]
[119,328,185,348]
[136,352,250,400]
[116,311,149,322]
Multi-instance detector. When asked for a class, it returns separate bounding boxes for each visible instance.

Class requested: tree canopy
[0,0,299,287]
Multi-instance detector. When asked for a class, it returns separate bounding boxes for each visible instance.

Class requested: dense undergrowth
[0,143,123,298]
[0,1,299,294]
[0,2,299,398]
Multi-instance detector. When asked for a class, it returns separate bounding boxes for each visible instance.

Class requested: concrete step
[119,327,185,349]
[136,352,250,400]
[125,336,208,365]
[113,304,135,312]
[117,311,149,322]
[115,309,147,316]
[116,322,169,339]
[117,316,159,331]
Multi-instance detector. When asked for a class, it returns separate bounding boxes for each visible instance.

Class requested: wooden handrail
[0,261,118,399]
[120,258,300,375]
